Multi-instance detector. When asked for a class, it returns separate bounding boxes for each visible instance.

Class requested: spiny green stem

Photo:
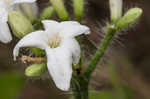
[84,25,117,79]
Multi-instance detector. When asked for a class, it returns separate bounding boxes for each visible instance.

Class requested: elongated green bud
[25,63,47,77]
[49,0,69,21]
[73,0,84,22]
[8,12,34,38]
[40,6,55,20]
[116,8,143,30]
[109,0,122,23]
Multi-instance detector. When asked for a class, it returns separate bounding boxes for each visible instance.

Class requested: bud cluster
[109,0,142,29]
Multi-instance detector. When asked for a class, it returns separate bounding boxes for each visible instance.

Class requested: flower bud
[8,12,34,38]
[49,0,69,21]
[20,3,38,23]
[73,0,84,22]
[25,63,47,77]
[40,6,55,20]
[116,8,143,30]
[109,0,122,23]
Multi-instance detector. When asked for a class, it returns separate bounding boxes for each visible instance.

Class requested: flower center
[49,33,61,48]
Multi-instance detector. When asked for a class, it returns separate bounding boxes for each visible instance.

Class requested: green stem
[84,25,117,79]
[72,25,117,99]
[72,75,89,99]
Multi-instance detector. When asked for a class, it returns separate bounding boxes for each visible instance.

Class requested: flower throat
[49,33,61,48]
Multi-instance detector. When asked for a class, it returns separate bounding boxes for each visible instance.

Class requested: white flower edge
[11,0,36,5]
[0,21,12,43]
[0,0,36,43]
[13,20,90,91]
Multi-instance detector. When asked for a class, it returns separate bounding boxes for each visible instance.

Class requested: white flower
[13,20,90,91]
[0,0,36,43]
[109,0,122,22]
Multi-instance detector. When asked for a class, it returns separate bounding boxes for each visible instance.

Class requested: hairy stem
[84,25,117,79]
[72,25,117,99]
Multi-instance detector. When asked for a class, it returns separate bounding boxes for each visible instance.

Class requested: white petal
[0,21,12,43]
[61,21,80,25]
[11,0,36,5]
[63,38,81,65]
[0,1,7,10]
[46,47,72,91]
[45,38,80,91]
[110,0,122,21]
[59,21,90,38]
[0,8,8,22]
[42,20,59,35]
[13,31,48,60]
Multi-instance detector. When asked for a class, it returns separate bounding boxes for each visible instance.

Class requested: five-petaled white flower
[0,0,36,43]
[13,20,90,91]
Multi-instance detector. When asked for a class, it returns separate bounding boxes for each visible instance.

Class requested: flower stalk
[71,74,89,99]
[83,24,117,79]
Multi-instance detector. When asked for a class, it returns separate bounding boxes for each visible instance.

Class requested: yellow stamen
[49,33,61,48]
